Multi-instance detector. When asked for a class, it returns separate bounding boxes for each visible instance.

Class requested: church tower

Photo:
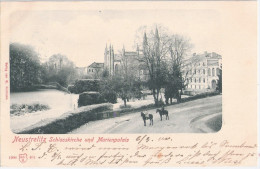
[104,44,108,68]
[104,44,115,75]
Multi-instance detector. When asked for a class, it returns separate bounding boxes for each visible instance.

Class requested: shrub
[78,92,105,107]
[101,91,117,103]
[10,103,50,116]
[68,85,75,93]
[181,91,220,102]
[69,79,100,94]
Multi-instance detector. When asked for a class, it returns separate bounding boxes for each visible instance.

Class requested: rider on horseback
[161,105,165,112]
[145,110,149,118]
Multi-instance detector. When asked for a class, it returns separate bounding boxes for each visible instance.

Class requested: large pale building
[182,52,222,94]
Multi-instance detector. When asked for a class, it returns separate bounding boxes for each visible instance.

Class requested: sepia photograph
[9,9,222,134]
[1,1,258,168]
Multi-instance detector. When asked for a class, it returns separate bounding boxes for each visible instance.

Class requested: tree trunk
[156,88,160,104]
[165,97,169,105]
[152,88,157,105]
[177,93,181,103]
[124,99,127,107]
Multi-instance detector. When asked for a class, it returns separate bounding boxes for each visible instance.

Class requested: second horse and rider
[141,106,169,126]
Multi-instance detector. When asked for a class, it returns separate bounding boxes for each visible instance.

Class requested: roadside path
[70,95,222,133]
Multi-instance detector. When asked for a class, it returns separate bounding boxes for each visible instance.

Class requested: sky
[10,9,223,67]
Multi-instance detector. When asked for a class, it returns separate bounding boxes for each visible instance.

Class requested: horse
[156,109,169,121]
[141,112,153,126]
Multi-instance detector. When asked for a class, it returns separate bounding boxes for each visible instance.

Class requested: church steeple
[154,26,160,57]
[104,44,108,67]
[155,26,160,43]
[122,45,126,56]
[136,43,139,56]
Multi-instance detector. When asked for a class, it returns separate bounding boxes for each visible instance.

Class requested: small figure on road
[156,105,169,121]
[141,111,153,126]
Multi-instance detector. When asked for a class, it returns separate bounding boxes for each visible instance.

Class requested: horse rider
[145,110,149,118]
[161,105,165,112]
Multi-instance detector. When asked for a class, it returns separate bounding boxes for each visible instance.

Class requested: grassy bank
[17,103,112,134]
[206,114,222,132]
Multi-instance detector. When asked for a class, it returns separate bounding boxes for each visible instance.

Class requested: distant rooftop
[88,62,104,68]
[184,52,222,62]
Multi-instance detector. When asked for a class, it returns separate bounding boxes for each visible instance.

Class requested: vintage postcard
[0,1,258,167]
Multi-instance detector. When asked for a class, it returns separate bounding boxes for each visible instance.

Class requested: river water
[10,89,79,133]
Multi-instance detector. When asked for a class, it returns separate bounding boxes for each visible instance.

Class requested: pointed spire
[143,32,148,55]
[155,26,159,40]
[122,44,125,56]
[155,26,159,34]
[109,44,111,56]
[143,32,148,46]
[136,43,139,56]
[105,43,108,53]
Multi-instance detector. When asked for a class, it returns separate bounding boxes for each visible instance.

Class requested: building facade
[104,44,149,81]
[87,62,104,77]
[182,52,222,93]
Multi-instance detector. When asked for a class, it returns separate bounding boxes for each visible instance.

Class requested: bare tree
[165,34,193,103]
[135,25,194,105]
[108,50,142,107]
[135,25,170,105]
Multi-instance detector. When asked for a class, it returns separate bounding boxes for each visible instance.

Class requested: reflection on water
[10,89,79,133]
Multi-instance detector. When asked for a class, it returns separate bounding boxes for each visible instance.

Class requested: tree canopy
[10,43,42,91]
[135,25,192,105]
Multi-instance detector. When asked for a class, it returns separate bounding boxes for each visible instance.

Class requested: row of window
[88,69,95,73]
[187,68,220,76]
[187,77,206,83]
[188,85,206,89]
[197,62,206,66]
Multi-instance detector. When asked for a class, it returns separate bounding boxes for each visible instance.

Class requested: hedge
[17,103,113,134]
[68,85,75,93]
[181,91,220,103]
[78,92,105,107]
[68,79,100,94]
[101,91,117,104]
